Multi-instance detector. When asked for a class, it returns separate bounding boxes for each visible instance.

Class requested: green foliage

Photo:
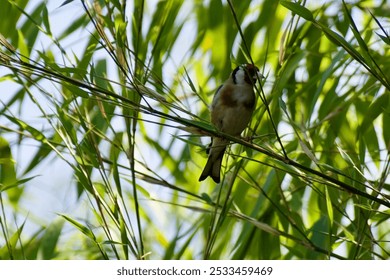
[0,0,389,259]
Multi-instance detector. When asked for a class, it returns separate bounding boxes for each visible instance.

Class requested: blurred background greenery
[0,0,389,259]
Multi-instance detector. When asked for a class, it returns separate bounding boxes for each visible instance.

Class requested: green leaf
[39,219,65,259]
[376,32,390,45]
[383,102,390,146]
[325,187,333,227]
[59,214,96,240]
[358,93,389,137]
[4,115,47,142]
[280,1,314,21]
[59,0,75,8]
[0,137,17,187]
[42,5,51,36]
[17,29,29,62]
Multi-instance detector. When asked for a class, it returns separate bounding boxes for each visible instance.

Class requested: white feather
[235,67,246,85]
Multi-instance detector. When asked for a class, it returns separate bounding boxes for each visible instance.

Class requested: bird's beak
[254,71,264,81]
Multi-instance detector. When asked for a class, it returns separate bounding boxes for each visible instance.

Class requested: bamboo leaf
[280,1,314,21]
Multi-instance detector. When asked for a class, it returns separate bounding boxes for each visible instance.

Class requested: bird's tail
[199,138,227,183]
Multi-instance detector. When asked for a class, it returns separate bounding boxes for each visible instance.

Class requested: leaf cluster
[0,0,389,259]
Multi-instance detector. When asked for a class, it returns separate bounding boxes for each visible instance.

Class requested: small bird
[199,64,261,183]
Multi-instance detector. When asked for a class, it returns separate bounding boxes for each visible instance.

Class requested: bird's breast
[211,84,255,135]
[216,84,255,108]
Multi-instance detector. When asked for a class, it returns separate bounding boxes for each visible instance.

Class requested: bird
[199,64,262,183]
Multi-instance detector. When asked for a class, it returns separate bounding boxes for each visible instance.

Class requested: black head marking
[232,66,240,84]
[231,64,260,85]
[242,64,260,85]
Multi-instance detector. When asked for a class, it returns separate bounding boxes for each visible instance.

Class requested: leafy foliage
[0,0,389,259]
